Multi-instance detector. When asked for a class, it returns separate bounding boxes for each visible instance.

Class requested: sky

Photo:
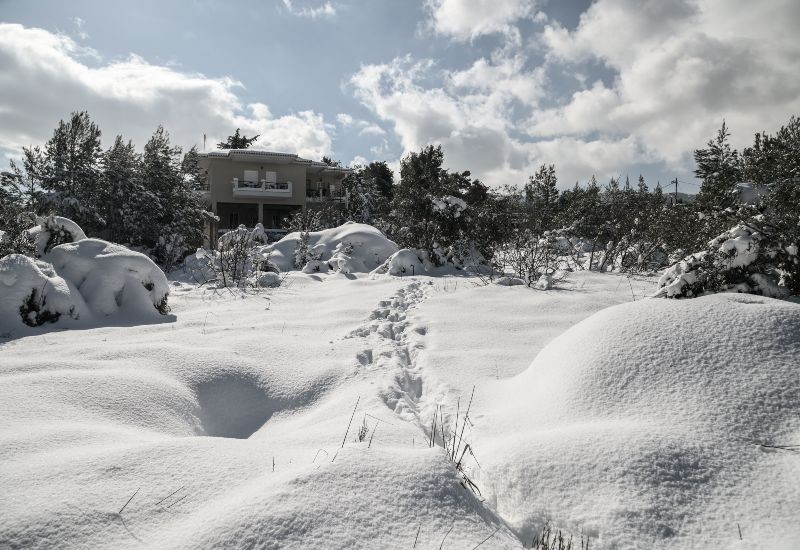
[0,0,798,192]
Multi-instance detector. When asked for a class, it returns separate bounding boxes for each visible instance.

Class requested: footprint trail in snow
[347,280,442,428]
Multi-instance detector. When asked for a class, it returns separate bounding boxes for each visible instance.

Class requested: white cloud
[424,0,537,42]
[281,0,336,19]
[0,23,333,160]
[358,124,386,136]
[349,53,632,186]
[72,17,89,40]
[350,155,369,167]
[336,113,354,126]
[536,0,800,164]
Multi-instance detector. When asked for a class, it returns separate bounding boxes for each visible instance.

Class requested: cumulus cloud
[0,23,333,160]
[349,53,634,186]
[355,0,799,187]
[424,0,537,42]
[536,0,800,163]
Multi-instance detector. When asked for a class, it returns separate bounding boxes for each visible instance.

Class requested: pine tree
[363,161,394,202]
[23,111,103,231]
[217,128,259,149]
[181,146,206,191]
[524,164,559,232]
[695,121,741,208]
[141,126,208,267]
[101,136,147,244]
[637,174,648,193]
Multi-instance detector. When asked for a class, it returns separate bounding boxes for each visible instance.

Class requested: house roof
[199,149,352,174]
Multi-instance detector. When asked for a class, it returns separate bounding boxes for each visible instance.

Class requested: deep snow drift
[1,267,798,549]
[474,293,800,547]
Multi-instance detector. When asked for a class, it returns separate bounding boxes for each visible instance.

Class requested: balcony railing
[232,178,292,197]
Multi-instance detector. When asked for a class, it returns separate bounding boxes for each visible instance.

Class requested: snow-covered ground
[1,270,798,549]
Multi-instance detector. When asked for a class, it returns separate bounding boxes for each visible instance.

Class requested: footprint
[356,349,373,366]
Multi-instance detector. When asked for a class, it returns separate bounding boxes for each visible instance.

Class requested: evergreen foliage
[216,128,259,149]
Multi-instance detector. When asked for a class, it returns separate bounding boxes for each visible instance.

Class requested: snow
[474,293,800,548]
[432,195,467,217]
[2,264,798,549]
[27,215,87,257]
[656,223,791,298]
[0,236,170,335]
[260,222,398,273]
[46,239,170,317]
[0,254,88,331]
[372,248,428,276]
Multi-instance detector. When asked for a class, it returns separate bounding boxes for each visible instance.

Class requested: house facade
[198,149,351,232]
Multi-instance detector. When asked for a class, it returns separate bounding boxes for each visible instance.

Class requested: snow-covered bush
[26,214,87,257]
[0,254,88,329]
[371,248,428,276]
[46,239,170,315]
[247,271,281,288]
[293,230,315,270]
[262,222,398,273]
[495,230,570,289]
[182,225,281,288]
[655,221,799,298]
[183,248,218,282]
[328,241,357,274]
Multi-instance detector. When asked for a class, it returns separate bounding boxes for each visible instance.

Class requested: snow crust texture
[479,293,800,548]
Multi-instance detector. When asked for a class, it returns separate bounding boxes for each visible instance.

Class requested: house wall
[206,159,307,208]
[201,155,349,230]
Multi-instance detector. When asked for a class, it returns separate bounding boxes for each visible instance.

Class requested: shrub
[656,220,799,298]
[19,288,65,327]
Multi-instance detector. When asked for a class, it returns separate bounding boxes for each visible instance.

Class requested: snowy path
[348,280,434,425]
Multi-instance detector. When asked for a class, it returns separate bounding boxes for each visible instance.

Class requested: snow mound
[46,239,170,317]
[0,254,88,331]
[261,222,398,273]
[26,215,87,257]
[372,248,427,276]
[481,294,800,547]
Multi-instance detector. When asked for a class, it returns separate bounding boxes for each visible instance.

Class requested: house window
[243,169,258,183]
[265,171,277,183]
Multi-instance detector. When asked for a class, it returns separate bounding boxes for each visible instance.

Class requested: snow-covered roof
[200,149,351,173]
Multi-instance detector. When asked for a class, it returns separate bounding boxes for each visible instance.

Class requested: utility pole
[673,177,679,205]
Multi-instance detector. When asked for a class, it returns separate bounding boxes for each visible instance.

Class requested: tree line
[0,112,211,267]
[316,114,798,280]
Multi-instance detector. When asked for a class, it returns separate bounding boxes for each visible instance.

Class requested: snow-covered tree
[23,111,104,232]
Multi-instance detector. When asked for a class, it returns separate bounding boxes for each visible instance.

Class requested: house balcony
[232,178,292,198]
